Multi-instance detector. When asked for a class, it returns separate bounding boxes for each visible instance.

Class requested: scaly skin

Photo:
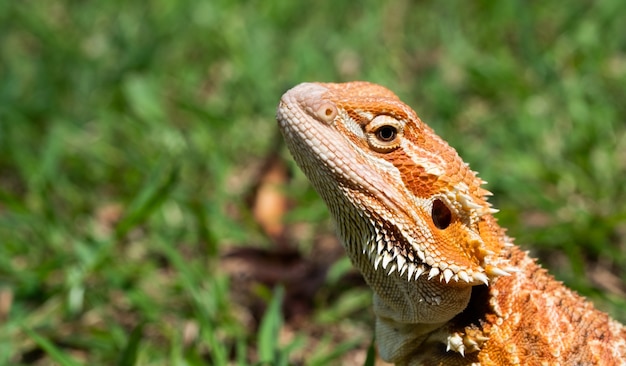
[276,82,626,365]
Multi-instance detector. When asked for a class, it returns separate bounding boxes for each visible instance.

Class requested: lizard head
[277,82,512,286]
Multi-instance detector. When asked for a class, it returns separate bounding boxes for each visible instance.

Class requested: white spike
[427,267,440,280]
[466,338,478,347]
[473,272,489,285]
[442,268,454,283]
[382,253,393,269]
[399,262,408,277]
[387,264,397,275]
[414,265,426,280]
[374,255,383,270]
[396,255,406,272]
[464,200,483,210]
[487,266,511,277]
[458,270,471,283]
[407,263,416,280]
[446,333,465,355]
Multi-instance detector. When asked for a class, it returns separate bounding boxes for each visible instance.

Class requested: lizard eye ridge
[365,115,403,153]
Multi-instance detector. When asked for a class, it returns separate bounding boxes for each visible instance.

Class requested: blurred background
[1,1,625,365]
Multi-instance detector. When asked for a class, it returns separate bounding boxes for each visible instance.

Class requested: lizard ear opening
[432,199,452,229]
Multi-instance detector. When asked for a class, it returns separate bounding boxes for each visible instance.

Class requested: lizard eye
[431,199,452,229]
[376,126,397,141]
[365,115,403,153]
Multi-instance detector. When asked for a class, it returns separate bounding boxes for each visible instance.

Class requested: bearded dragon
[276,81,626,365]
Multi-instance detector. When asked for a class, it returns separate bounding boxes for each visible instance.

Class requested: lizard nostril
[432,199,452,230]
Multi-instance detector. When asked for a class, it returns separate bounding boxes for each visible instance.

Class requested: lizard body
[276,82,626,365]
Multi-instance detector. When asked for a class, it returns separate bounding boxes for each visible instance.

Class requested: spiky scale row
[365,230,511,285]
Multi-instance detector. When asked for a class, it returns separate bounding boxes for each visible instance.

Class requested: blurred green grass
[1,0,625,364]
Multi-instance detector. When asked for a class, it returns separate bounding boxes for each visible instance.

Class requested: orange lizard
[277,82,626,365]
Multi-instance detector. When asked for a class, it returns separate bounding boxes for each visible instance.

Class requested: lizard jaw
[363,228,492,286]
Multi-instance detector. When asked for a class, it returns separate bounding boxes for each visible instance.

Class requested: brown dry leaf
[250,154,290,244]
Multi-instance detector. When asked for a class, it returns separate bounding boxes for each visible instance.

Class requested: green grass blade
[114,163,179,240]
[24,327,82,366]
[257,286,284,364]
[363,336,376,366]
[117,322,145,366]
[308,338,361,366]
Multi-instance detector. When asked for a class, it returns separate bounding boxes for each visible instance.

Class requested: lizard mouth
[361,215,516,287]
[361,221,492,286]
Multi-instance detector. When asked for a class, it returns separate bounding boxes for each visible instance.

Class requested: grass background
[1,1,625,365]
